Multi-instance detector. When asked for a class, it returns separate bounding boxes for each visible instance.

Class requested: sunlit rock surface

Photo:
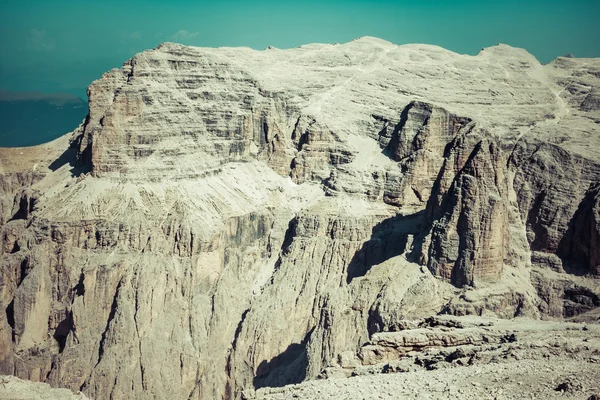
[1,37,599,399]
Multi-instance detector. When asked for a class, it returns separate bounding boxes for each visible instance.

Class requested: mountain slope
[0,37,599,399]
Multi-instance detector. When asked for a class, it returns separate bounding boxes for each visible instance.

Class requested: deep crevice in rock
[296,130,309,152]
[8,192,35,222]
[557,182,600,275]
[526,191,548,252]
[382,101,414,159]
[96,280,122,365]
[5,299,15,342]
[273,216,298,272]
[347,211,423,283]
[231,308,250,352]
[367,307,385,337]
[53,311,74,353]
[9,241,20,254]
[73,272,85,297]
[225,307,252,395]
[563,286,600,317]
[18,257,29,286]
[253,327,315,389]
[262,120,269,146]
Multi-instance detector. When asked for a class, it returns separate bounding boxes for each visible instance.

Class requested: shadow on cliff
[48,134,90,177]
[253,327,314,389]
[556,182,600,276]
[379,101,412,161]
[347,211,423,283]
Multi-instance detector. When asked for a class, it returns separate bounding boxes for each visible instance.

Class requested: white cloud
[170,30,199,41]
[27,29,55,51]
[120,31,142,44]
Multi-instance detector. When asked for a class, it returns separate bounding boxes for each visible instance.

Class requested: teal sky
[1,0,599,99]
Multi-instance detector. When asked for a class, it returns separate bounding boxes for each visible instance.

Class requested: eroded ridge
[0,37,599,399]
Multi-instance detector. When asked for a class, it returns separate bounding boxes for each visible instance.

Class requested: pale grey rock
[0,375,88,399]
[0,37,599,399]
[253,315,600,400]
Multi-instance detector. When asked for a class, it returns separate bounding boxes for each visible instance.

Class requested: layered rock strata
[254,315,600,400]
[0,37,599,399]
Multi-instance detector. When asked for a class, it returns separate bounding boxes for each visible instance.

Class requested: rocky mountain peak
[0,37,599,399]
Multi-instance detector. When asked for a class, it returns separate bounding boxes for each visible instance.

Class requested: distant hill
[0,90,87,147]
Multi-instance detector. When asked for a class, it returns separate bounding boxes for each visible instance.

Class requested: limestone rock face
[412,126,510,286]
[557,182,600,274]
[0,37,599,399]
[253,315,600,400]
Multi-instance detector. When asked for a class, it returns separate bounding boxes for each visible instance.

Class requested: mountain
[0,90,87,147]
[0,37,599,399]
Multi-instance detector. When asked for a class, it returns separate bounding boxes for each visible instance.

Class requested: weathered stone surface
[359,326,508,365]
[415,132,509,286]
[558,182,600,275]
[0,375,88,399]
[253,316,600,400]
[0,37,599,399]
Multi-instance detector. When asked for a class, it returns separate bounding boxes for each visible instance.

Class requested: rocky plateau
[0,37,599,399]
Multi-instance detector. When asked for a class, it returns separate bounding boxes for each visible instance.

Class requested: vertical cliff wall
[1,37,599,399]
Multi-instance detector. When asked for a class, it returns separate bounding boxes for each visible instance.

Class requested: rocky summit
[0,37,599,399]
